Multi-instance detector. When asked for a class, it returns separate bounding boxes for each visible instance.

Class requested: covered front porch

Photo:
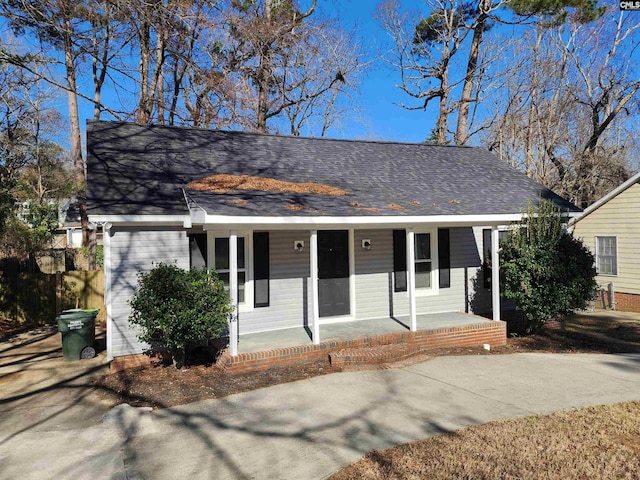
[206,223,505,358]
[237,312,493,353]
[218,312,506,373]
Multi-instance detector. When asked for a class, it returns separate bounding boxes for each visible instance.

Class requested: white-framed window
[207,232,253,310]
[414,229,438,295]
[595,236,617,276]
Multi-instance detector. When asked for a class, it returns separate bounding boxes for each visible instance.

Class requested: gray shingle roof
[86,121,579,218]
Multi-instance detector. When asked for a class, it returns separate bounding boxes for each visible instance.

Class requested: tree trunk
[137,14,152,123]
[524,25,543,177]
[454,0,491,146]
[255,0,273,133]
[63,16,88,251]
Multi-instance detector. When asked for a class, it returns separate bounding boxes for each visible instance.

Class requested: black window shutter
[189,233,207,269]
[253,232,269,307]
[393,229,407,292]
[438,228,450,289]
[483,229,491,289]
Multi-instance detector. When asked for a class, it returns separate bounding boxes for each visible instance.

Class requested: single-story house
[571,171,640,312]
[86,121,579,362]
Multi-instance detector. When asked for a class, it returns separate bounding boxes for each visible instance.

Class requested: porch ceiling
[237,312,493,354]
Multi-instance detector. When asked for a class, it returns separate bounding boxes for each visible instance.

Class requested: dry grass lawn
[330,401,640,480]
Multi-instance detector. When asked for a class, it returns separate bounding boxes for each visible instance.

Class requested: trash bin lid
[56,309,100,322]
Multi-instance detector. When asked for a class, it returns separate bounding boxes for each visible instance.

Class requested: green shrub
[128,263,233,368]
[500,200,597,333]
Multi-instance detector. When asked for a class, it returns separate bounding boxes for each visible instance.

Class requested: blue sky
[319,0,435,143]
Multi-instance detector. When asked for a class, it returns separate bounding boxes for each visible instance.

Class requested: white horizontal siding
[573,182,640,294]
[239,231,313,334]
[109,227,189,357]
[390,227,484,318]
[354,230,394,319]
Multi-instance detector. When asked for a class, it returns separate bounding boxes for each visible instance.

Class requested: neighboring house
[571,172,640,312]
[52,199,83,249]
[53,199,104,251]
[86,121,578,361]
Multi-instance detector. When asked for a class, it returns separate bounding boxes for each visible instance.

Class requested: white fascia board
[202,213,522,229]
[571,171,640,225]
[88,214,189,226]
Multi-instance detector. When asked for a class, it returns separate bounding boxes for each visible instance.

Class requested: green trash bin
[57,309,100,361]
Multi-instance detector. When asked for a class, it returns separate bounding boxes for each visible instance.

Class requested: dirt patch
[0,318,23,340]
[188,174,348,196]
[91,313,639,409]
[93,359,337,409]
[330,401,640,480]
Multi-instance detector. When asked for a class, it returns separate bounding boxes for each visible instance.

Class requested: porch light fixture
[362,239,372,250]
[294,240,304,252]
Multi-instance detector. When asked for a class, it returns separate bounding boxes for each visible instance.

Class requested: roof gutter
[88,214,190,226]
[201,213,523,228]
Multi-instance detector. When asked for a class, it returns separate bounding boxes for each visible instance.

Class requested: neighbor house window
[214,237,246,303]
[595,236,617,275]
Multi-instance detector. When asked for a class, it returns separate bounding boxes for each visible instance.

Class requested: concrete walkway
[1,339,639,479]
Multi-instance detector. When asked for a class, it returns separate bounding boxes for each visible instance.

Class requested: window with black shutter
[253,232,270,307]
[393,229,407,292]
[438,228,450,289]
[189,233,207,269]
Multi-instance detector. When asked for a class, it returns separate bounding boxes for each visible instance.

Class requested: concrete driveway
[1,330,640,480]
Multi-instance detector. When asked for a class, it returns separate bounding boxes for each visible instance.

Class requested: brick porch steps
[329,343,425,368]
[216,320,506,374]
[110,320,507,373]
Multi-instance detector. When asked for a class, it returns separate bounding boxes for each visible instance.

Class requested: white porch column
[348,228,356,318]
[310,230,320,344]
[491,226,501,322]
[229,231,239,356]
[406,229,417,332]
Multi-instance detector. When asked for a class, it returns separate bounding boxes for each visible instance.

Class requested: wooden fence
[0,270,105,326]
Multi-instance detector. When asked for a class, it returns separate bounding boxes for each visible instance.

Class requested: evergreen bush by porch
[129,264,233,368]
[500,201,597,334]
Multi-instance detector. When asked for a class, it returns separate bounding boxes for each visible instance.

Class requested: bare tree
[1,0,93,247]
[484,7,640,206]
[377,0,477,144]
[220,0,365,133]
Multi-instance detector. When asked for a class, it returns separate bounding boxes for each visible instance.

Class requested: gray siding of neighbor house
[239,231,313,334]
[109,227,189,358]
[573,181,640,295]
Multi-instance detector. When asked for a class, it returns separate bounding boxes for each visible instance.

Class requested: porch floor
[237,312,493,354]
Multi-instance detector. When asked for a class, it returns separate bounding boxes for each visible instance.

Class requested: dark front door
[318,230,350,317]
